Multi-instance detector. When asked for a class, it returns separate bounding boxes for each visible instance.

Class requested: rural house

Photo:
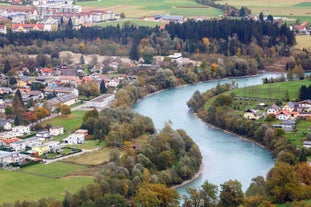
[243,109,259,120]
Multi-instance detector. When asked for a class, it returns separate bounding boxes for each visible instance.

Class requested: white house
[0,150,25,166]
[266,104,281,115]
[35,131,50,140]
[63,133,84,145]
[50,126,64,136]
[12,126,30,136]
[0,120,12,131]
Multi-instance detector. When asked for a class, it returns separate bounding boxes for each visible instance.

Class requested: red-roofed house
[0,137,21,147]
[12,24,44,33]
[40,68,55,76]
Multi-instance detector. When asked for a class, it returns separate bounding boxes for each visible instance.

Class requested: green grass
[20,162,87,178]
[286,119,311,146]
[77,0,223,18]
[233,80,311,101]
[0,169,93,204]
[276,199,311,207]
[293,2,311,7]
[67,140,105,150]
[98,19,163,27]
[40,110,85,131]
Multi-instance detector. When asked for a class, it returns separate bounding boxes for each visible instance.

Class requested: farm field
[77,0,311,22]
[295,35,311,50]
[0,169,93,204]
[217,0,311,22]
[77,0,223,19]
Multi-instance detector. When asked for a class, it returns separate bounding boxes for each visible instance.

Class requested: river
[133,73,279,195]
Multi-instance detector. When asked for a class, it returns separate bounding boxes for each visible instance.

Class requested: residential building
[35,130,50,140]
[0,120,12,131]
[32,144,50,156]
[266,104,281,115]
[0,150,25,166]
[243,109,259,120]
[50,126,64,136]
[12,126,30,136]
[63,133,84,144]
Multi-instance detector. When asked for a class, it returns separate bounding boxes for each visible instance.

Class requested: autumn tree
[219,179,244,207]
[61,104,71,116]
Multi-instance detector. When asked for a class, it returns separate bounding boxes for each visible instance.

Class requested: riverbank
[172,163,204,189]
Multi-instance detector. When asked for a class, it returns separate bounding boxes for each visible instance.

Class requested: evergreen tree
[12,89,26,124]
[3,60,11,74]
[129,40,139,61]
[100,80,107,94]
[259,12,264,21]
[66,18,73,31]
[80,55,85,64]
[298,148,307,162]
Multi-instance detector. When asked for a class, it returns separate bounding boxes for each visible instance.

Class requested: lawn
[0,169,93,204]
[77,0,223,18]
[20,162,87,178]
[40,110,85,132]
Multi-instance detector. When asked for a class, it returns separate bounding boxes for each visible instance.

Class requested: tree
[80,55,85,64]
[100,80,107,94]
[3,60,11,74]
[219,179,244,207]
[129,40,139,61]
[61,104,71,116]
[266,162,305,203]
[12,89,26,124]
[259,12,264,21]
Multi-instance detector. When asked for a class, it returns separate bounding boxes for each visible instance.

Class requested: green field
[214,0,311,22]
[40,110,85,132]
[77,0,223,18]
[98,19,163,27]
[77,0,311,22]
[233,79,311,100]
[0,169,93,204]
[20,162,87,178]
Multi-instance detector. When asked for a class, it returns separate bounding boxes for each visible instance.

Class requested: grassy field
[0,169,93,204]
[40,110,85,132]
[77,0,223,18]
[98,19,163,27]
[20,162,87,178]
[217,0,311,22]
[295,35,311,51]
[77,0,311,22]
[233,79,311,101]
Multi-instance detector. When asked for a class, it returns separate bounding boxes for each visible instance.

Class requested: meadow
[77,0,223,18]
[77,0,311,22]
[0,169,93,204]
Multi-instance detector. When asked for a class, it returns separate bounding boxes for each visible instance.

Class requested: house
[35,131,50,140]
[47,93,78,110]
[0,137,21,148]
[44,87,79,97]
[50,126,64,136]
[40,67,55,76]
[0,104,6,113]
[12,126,30,136]
[280,120,296,131]
[243,109,259,120]
[297,100,311,113]
[63,133,84,145]
[276,111,299,121]
[10,139,27,151]
[0,150,25,166]
[75,129,88,138]
[12,24,45,32]
[0,120,12,131]
[32,144,50,156]
[45,141,63,153]
[87,94,115,109]
[282,101,296,112]
[267,104,281,115]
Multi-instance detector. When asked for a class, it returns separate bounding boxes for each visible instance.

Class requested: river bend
[133,74,278,194]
